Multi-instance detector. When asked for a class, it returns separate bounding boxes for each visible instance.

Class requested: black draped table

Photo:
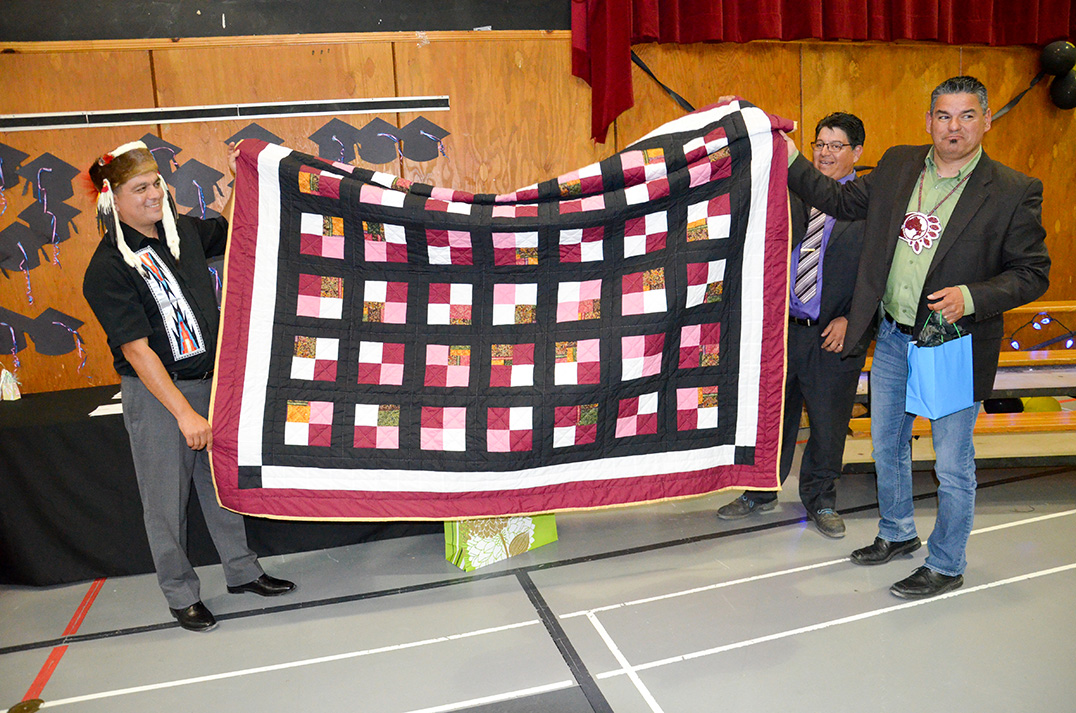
[0,385,437,586]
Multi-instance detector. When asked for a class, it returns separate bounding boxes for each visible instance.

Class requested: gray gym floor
[2,439,1074,713]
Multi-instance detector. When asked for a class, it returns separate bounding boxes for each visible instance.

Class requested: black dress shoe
[170,602,217,632]
[849,536,921,565]
[890,566,963,599]
[227,574,297,597]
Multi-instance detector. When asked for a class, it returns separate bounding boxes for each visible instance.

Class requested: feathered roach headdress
[87,141,180,269]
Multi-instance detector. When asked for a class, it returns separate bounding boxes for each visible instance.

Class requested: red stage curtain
[572,0,1076,141]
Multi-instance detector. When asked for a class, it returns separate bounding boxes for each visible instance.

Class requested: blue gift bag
[905,332,974,419]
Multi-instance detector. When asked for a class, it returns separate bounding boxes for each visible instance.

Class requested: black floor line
[2,466,1070,657]
[516,571,614,713]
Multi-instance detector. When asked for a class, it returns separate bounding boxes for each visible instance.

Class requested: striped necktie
[793,207,826,303]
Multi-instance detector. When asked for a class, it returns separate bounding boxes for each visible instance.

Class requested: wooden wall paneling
[394,35,608,194]
[151,42,403,201]
[801,43,962,167]
[0,51,158,393]
[962,46,1076,305]
[614,42,803,151]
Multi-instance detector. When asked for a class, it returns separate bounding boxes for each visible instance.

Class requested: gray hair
[930,76,989,113]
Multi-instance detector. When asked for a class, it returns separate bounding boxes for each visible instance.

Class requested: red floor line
[22,577,106,702]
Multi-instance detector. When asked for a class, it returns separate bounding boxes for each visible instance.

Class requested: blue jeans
[869,317,978,576]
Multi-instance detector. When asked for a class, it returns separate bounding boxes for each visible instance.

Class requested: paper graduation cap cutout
[397,116,450,162]
[167,159,225,215]
[227,123,285,146]
[0,222,51,275]
[0,306,30,354]
[15,152,80,203]
[140,134,184,182]
[19,200,80,248]
[309,118,365,164]
[354,118,401,164]
[28,307,86,356]
[0,143,30,190]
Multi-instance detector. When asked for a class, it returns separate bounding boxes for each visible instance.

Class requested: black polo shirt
[83,215,228,379]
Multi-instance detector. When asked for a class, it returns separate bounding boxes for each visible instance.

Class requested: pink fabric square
[296,295,321,317]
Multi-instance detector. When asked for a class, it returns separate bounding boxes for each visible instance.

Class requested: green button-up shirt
[882,147,980,325]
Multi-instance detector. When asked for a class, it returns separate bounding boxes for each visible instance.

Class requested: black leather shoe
[850,536,921,565]
[227,574,297,597]
[890,566,963,599]
[170,602,217,632]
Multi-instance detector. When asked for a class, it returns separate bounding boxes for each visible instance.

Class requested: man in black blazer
[787,76,1050,598]
[719,112,867,539]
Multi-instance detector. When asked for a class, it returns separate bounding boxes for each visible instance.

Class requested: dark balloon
[1041,40,1076,76]
[1049,69,1076,110]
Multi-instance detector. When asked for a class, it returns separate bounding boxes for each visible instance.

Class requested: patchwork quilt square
[426,229,473,265]
[421,406,467,451]
[425,197,472,215]
[556,279,602,322]
[553,403,599,448]
[493,231,539,266]
[494,184,539,203]
[359,183,406,208]
[490,343,535,387]
[677,386,719,430]
[357,341,405,385]
[492,283,538,325]
[290,335,339,381]
[557,163,604,198]
[685,261,726,308]
[620,148,667,186]
[353,403,400,449]
[679,323,721,368]
[297,274,344,319]
[298,166,343,199]
[559,195,606,214]
[427,283,473,325]
[299,213,345,260]
[621,333,664,380]
[363,220,408,263]
[284,399,333,447]
[362,280,408,323]
[430,186,475,203]
[623,211,667,258]
[683,126,730,164]
[487,406,533,452]
[492,204,539,218]
[686,193,731,242]
[615,392,659,438]
[624,176,671,206]
[554,338,600,385]
[621,268,667,315]
[559,227,604,263]
[688,145,733,187]
[424,344,471,387]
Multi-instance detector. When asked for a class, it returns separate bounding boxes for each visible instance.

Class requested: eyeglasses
[811,141,852,152]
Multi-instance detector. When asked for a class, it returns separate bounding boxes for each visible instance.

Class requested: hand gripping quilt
[210,100,792,520]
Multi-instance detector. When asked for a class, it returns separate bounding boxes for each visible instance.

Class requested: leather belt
[884,312,915,335]
[789,316,817,327]
[171,370,214,382]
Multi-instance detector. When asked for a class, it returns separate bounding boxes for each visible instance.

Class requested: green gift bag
[445,514,557,571]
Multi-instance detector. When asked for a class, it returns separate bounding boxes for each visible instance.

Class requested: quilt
[210,100,792,520]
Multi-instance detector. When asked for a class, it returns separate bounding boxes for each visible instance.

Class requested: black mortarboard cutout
[0,306,32,354]
[140,134,184,182]
[0,143,30,190]
[167,159,225,213]
[397,116,450,162]
[15,153,80,203]
[355,118,401,164]
[227,124,284,146]
[0,222,50,275]
[28,307,85,356]
[309,118,365,164]
[19,200,81,248]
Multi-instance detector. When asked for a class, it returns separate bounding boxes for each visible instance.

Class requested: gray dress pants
[121,375,262,609]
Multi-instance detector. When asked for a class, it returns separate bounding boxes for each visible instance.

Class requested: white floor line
[586,612,665,713]
[39,619,541,708]
[562,508,1076,621]
[561,558,850,620]
[399,680,576,713]
[594,561,1076,680]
